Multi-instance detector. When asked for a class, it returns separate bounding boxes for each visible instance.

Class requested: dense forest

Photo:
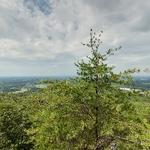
[0,30,150,150]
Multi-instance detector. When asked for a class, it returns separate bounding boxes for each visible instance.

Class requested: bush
[0,104,33,150]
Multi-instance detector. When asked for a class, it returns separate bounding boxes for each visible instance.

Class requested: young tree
[74,29,142,149]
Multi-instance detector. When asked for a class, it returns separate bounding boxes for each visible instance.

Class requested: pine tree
[75,29,140,149]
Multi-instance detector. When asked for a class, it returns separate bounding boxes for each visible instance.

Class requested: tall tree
[75,29,140,149]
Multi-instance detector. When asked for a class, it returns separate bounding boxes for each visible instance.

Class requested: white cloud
[0,0,149,76]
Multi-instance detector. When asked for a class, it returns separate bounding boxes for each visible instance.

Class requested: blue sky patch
[24,0,52,15]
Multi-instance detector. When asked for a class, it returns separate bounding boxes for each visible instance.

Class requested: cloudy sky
[0,0,149,76]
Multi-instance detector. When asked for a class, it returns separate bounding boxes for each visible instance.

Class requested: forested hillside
[0,30,149,150]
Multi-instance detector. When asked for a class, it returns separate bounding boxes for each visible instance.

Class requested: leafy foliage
[28,30,149,149]
[0,103,33,150]
[0,30,149,150]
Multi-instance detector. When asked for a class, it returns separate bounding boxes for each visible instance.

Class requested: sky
[0,0,149,76]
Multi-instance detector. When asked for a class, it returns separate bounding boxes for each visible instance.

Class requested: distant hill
[0,76,149,93]
[133,76,150,90]
[0,76,70,93]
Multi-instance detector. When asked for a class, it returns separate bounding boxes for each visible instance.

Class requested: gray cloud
[0,0,149,76]
[132,14,150,32]
[83,0,122,12]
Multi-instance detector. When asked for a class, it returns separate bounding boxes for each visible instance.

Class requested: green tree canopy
[30,29,149,150]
